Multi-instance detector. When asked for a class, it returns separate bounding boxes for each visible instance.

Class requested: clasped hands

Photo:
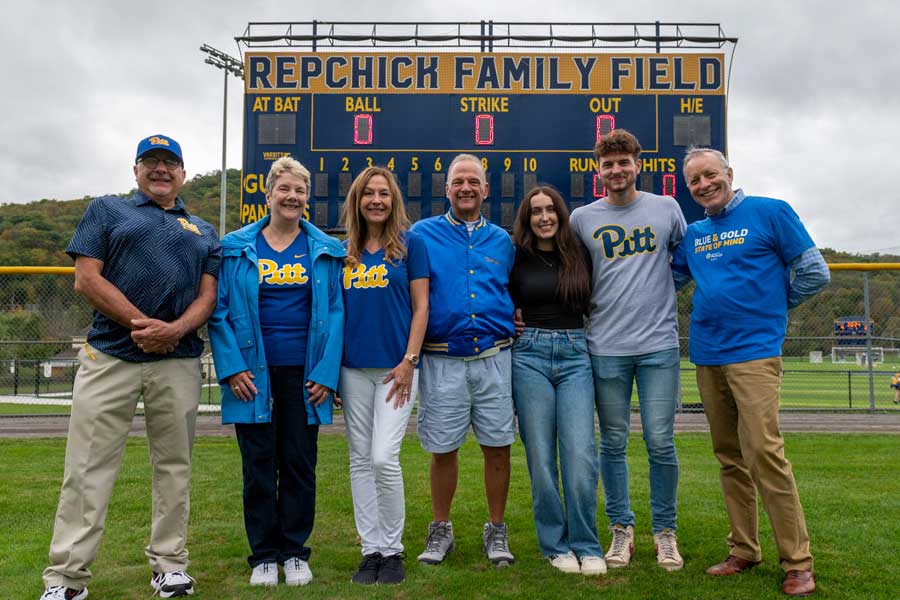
[130,318,182,354]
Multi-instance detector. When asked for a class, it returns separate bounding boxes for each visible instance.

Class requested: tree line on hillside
[0,169,898,358]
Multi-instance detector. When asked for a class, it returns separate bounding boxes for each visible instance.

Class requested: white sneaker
[283,557,313,586]
[605,524,634,568]
[150,571,195,597]
[249,562,278,586]
[654,529,684,571]
[580,555,608,576]
[39,587,88,600]
[549,551,580,574]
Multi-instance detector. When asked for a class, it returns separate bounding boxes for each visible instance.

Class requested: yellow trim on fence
[827,263,900,271]
[0,266,75,275]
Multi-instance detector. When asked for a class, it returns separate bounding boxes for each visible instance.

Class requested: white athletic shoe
[580,555,608,576]
[283,557,313,586]
[249,562,278,586]
[39,587,88,600]
[150,571,195,597]
[549,551,580,574]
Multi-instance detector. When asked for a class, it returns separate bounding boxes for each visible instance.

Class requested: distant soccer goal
[831,345,883,365]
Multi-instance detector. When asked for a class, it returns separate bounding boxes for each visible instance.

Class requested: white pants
[339,367,417,556]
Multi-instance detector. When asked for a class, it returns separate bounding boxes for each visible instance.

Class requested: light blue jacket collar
[221,216,345,260]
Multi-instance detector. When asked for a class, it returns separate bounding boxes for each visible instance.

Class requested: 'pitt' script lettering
[343,264,389,289]
[258,260,309,285]
[592,225,657,259]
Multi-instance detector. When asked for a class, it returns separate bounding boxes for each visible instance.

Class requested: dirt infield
[2,411,899,439]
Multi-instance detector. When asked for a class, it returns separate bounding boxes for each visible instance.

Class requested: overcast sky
[2,1,896,253]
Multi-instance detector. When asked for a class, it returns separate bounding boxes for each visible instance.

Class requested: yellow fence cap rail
[827,263,900,271]
[1,263,899,275]
[0,266,75,275]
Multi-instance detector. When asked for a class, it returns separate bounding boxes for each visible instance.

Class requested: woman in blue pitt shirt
[208,156,345,588]
[339,166,429,585]
[509,186,604,575]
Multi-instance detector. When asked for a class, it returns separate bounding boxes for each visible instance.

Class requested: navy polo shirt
[67,191,222,362]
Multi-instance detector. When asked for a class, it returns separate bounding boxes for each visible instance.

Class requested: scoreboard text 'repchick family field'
[241,51,726,228]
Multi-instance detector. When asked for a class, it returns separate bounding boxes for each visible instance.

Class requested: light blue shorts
[417,349,514,453]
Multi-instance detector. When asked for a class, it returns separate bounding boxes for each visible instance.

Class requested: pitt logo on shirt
[343,263,389,289]
[177,218,202,236]
[592,224,657,259]
[258,259,309,285]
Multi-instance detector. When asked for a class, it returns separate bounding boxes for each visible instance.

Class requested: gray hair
[447,153,486,182]
[683,147,729,175]
[265,156,311,194]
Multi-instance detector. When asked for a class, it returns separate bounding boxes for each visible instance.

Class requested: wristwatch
[405,353,419,366]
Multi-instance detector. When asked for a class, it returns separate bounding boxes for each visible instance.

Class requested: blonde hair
[265,156,310,194]
[341,167,410,267]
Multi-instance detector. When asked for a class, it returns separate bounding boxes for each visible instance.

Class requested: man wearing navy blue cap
[40,135,221,600]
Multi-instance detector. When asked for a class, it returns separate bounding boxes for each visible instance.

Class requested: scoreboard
[834,317,874,345]
[240,51,727,228]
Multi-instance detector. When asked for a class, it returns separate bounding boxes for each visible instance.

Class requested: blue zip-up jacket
[411,211,515,357]
[208,216,345,424]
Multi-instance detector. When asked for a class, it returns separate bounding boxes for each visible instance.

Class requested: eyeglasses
[138,156,182,170]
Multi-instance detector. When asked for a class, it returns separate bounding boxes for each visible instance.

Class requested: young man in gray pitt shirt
[569,129,686,573]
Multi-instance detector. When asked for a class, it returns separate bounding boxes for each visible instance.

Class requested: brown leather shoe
[783,570,815,596]
[706,555,761,576]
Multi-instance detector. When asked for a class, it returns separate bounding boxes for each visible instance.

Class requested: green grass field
[678,359,900,410]
[2,432,899,599]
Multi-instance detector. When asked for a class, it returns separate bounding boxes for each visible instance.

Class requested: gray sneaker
[417,521,455,564]
[483,522,515,567]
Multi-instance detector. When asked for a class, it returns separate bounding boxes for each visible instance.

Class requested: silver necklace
[535,250,556,268]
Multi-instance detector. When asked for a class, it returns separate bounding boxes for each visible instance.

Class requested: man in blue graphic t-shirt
[40,135,221,600]
[671,148,829,598]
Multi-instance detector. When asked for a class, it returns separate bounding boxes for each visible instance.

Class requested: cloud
[1,0,896,252]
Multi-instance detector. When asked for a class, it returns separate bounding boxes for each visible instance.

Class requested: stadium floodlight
[200,44,244,239]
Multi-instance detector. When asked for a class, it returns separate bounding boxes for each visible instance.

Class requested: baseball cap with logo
[135,134,184,164]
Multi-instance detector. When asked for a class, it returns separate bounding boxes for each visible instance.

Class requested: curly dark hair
[594,128,642,161]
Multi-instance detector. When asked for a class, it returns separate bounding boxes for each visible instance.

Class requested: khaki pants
[696,357,813,572]
[43,346,200,589]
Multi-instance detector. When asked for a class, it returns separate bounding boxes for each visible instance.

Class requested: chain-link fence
[676,264,900,412]
[0,268,221,416]
[1,265,899,416]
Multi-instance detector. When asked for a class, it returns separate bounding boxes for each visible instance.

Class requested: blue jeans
[591,348,680,533]
[512,328,602,558]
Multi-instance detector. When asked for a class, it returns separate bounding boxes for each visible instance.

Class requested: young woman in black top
[509,186,605,575]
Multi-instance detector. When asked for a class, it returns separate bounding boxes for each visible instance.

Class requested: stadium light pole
[200,44,244,238]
